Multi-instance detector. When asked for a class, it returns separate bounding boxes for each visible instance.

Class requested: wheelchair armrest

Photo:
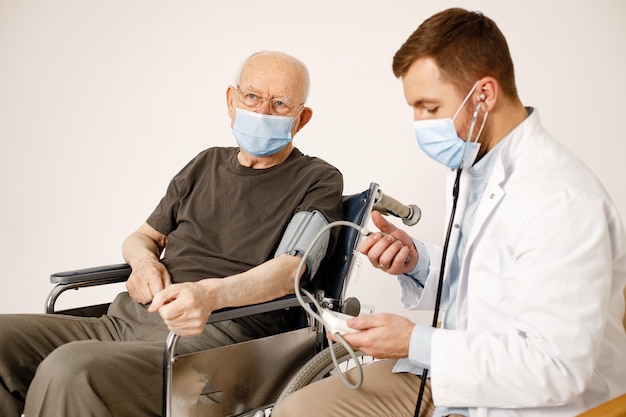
[50,263,132,285]
[46,263,132,314]
[165,293,314,357]
[207,294,311,324]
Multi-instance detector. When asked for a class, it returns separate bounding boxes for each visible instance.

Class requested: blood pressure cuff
[274,210,330,282]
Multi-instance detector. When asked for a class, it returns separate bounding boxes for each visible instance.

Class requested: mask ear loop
[452,81,479,122]
[292,105,305,123]
[459,97,489,168]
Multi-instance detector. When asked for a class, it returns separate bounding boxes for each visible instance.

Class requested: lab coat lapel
[456,147,507,329]
[466,182,505,249]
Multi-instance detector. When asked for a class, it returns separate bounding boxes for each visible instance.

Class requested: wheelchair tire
[275,343,370,403]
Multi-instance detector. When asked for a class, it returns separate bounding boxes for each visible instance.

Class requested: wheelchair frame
[46,182,380,417]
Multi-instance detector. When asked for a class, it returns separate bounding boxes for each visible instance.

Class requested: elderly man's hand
[148,281,216,336]
[126,258,171,304]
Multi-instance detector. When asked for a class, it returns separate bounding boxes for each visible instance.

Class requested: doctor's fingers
[347,314,414,358]
[365,213,413,247]
[370,212,413,246]
[361,234,405,271]
[357,231,401,254]
[386,245,412,275]
[370,211,396,233]
[340,326,401,358]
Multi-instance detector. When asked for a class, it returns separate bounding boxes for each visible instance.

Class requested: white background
[1,1,624,321]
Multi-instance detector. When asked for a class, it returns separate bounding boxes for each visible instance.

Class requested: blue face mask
[232,107,295,157]
[413,82,487,169]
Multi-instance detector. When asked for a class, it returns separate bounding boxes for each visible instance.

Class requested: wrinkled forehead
[238,53,308,102]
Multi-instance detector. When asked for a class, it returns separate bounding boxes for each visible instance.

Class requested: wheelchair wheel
[275,343,374,403]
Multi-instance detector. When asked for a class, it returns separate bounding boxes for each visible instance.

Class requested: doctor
[272,7,626,417]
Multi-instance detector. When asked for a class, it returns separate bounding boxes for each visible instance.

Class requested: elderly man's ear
[226,86,237,126]
[293,107,313,135]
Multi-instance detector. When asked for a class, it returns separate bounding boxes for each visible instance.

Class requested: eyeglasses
[235,87,303,116]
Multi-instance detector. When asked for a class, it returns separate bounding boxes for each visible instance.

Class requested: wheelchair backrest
[309,182,378,301]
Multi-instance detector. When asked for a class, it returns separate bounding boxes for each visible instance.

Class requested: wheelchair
[45,182,420,417]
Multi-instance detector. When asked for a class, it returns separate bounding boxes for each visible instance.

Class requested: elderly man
[0,51,343,417]
[272,8,626,417]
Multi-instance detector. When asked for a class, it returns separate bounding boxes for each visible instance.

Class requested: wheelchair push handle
[373,189,421,226]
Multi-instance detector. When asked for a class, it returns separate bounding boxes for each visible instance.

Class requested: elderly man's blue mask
[232,107,295,157]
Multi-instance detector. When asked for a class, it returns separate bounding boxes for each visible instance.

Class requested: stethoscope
[413,94,486,417]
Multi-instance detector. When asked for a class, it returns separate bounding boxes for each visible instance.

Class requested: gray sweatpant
[0,292,282,417]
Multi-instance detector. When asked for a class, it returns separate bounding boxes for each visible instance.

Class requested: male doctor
[272,7,626,417]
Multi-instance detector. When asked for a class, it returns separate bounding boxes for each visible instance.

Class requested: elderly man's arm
[122,222,172,304]
[148,254,304,336]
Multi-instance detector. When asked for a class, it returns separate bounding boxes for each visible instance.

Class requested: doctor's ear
[476,77,498,112]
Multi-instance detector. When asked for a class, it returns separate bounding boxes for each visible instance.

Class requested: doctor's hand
[328,313,415,359]
[126,258,172,304]
[149,281,216,336]
[357,211,419,275]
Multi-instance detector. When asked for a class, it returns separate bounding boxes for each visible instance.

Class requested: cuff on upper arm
[274,210,330,280]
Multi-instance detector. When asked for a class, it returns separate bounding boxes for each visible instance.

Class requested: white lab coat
[400,109,626,416]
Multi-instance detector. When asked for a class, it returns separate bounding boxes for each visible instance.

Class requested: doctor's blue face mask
[232,107,297,157]
[413,81,488,169]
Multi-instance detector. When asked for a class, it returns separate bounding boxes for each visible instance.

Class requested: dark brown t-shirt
[147,147,343,284]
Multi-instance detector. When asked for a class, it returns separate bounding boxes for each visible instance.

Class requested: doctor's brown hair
[392,8,519,100]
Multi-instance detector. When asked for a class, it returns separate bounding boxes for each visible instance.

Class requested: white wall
[1,0,625,320]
